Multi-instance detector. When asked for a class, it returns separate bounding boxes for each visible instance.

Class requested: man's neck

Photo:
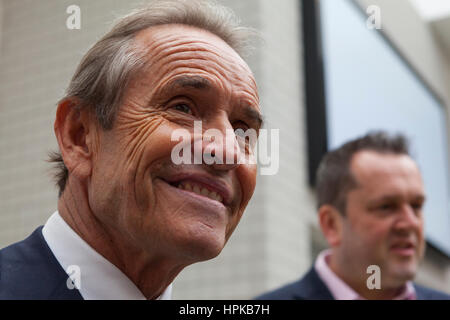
[57,181,182,299]
[328,251,404,300]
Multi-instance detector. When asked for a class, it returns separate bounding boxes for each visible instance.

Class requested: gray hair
[316,131,411,215]
[50,0,257,197]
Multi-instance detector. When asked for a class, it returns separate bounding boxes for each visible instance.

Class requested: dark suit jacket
[256,267,450,300]
[0,227,83,300]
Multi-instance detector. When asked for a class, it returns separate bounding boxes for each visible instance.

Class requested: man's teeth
[177,182,223,203]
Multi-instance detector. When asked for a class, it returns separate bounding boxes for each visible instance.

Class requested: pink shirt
[314,249,416,300]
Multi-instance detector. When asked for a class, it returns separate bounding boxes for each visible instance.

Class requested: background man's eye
[173,103,192,115]
[379,204,395,211]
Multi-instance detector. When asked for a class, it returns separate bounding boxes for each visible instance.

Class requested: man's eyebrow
[369,194,426,204]
[411,194,426,203]
[370,195,400,204]
[168,75,212,91]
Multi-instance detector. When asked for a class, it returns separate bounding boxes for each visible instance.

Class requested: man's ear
[318,204,344,248]
[54,98,93,179]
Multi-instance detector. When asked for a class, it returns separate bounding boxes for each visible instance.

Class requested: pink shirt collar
[314,249,416,300]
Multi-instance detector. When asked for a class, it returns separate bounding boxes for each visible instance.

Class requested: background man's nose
[393,203,422,233]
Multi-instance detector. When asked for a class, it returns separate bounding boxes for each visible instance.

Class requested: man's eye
[172,103,193,115]
[234,127,247,139]
[233,122,249,136]
[379,203,395,211]
[234,125,258,153]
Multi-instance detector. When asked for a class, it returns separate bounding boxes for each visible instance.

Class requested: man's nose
[201,116,242,171]
[393,204,422,233]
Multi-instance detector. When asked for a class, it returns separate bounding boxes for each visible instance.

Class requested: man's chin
[173,224,227,262]
[386,262,417,285]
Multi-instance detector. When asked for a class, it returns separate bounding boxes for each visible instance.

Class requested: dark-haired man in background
[257,132,450,300]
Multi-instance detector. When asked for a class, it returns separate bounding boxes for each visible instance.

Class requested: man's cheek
[352,224,382,253]
[225,210,243,241]
[140,121,191,164]
[116,113,167,151]
[416,236,426,260]
[240,165,257,202]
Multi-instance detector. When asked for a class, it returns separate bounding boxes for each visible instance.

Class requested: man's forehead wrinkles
[135,29,259,116]
[148,59,256,97]
[136,31,253,77]
[139,35,248,74]
[142,27,235,55]
[139,31,236,59]
[153,48,241,74]
[142,54,246,93]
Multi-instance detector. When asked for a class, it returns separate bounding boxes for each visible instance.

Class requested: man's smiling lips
[160,172,233,206]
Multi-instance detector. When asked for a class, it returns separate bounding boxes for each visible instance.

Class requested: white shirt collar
[42,211,172,300]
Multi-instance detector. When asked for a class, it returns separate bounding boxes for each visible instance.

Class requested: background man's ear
[54,98,93,179]
[318,204,344,248]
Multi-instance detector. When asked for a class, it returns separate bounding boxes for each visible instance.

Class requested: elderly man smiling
[0,0,262,300]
